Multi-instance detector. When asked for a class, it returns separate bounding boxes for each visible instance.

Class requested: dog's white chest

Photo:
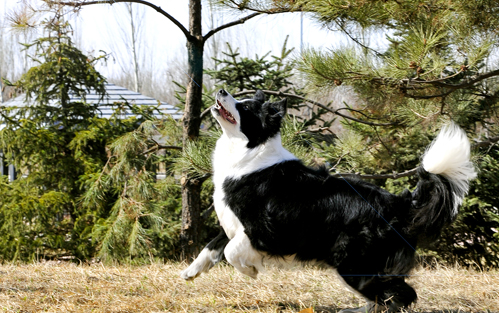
[212,188,242,239]
[211,136,247,239]
[211,134,297,239]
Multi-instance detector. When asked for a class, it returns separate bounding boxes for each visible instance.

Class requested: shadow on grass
[223,301,493,313]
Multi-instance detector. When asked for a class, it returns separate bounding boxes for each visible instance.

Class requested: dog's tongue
[216,100,236,124]
[221,108,236,124]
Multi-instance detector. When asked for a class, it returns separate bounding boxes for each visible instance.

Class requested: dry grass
[0,261,497,313]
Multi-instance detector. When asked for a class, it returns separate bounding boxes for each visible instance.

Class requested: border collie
[181,89,477,313]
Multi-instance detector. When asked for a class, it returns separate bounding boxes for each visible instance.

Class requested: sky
[0,0,390,95]
[68,0,365,79]
[68,1,353,57]
[0,1,373,66]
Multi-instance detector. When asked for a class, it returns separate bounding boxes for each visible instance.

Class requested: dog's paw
[239,265,259,279]
[180,267,201,281]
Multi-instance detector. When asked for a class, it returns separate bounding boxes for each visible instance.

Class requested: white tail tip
[422,123,477,211]
[422,123,476,180]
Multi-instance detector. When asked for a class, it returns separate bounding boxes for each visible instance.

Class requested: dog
[181,89,477,312]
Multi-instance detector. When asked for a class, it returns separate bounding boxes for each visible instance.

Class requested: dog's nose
[218,89,227,96]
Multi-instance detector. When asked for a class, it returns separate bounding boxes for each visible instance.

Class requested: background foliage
[0,0,497,268]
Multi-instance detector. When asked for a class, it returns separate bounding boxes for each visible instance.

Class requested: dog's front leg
[180,230,229,280]
[224,231,264,279]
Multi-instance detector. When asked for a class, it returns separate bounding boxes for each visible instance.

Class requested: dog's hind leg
[224,231,265,279]
[180,230,229,280]
[338,275,417,313]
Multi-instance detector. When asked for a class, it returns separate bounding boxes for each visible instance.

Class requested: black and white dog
[181,89,477,312]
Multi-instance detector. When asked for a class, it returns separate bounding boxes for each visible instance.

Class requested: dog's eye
[242,104,249,111]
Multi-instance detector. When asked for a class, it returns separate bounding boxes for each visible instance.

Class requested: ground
[0,262,497,312]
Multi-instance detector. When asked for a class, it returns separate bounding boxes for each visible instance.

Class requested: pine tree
[81,116,183,262]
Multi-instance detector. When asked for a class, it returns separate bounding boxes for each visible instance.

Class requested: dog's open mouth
[214,99,237,124]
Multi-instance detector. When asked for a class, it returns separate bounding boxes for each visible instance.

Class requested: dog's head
[212,89,287,148]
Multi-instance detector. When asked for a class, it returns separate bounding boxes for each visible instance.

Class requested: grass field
[0,261,497,312]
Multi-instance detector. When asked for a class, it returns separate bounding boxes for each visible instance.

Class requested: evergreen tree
[0,9,148,261]
[81,113,184,262]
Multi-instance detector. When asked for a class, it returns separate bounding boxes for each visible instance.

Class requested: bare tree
[105,2,146,92]
[126,3,141,92]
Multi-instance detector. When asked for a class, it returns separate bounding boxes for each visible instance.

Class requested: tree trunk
[179,174,203,260]
[179,0,204,261]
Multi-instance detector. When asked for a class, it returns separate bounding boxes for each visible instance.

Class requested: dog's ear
[254,90,266,103]
[268,98,287,118]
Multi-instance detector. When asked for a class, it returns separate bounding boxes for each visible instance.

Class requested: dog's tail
[408,123,477,246]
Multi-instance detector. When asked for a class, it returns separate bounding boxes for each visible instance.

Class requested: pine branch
[404,90,454,100]
[201,203,214,220]
[373,69,499,99]
[473,136,499,148]
[331,137,499,179]
[232,90,399,126]
[329,22,384,57]
[50,0,192,40]
[142,144,182,155]
[336,107,389,121]
[203,13,261,43]
[407,69,499,89]
[332,167,419,180]
[224,0,296,14]
[200,106,212,120]
[296,127,333,134]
